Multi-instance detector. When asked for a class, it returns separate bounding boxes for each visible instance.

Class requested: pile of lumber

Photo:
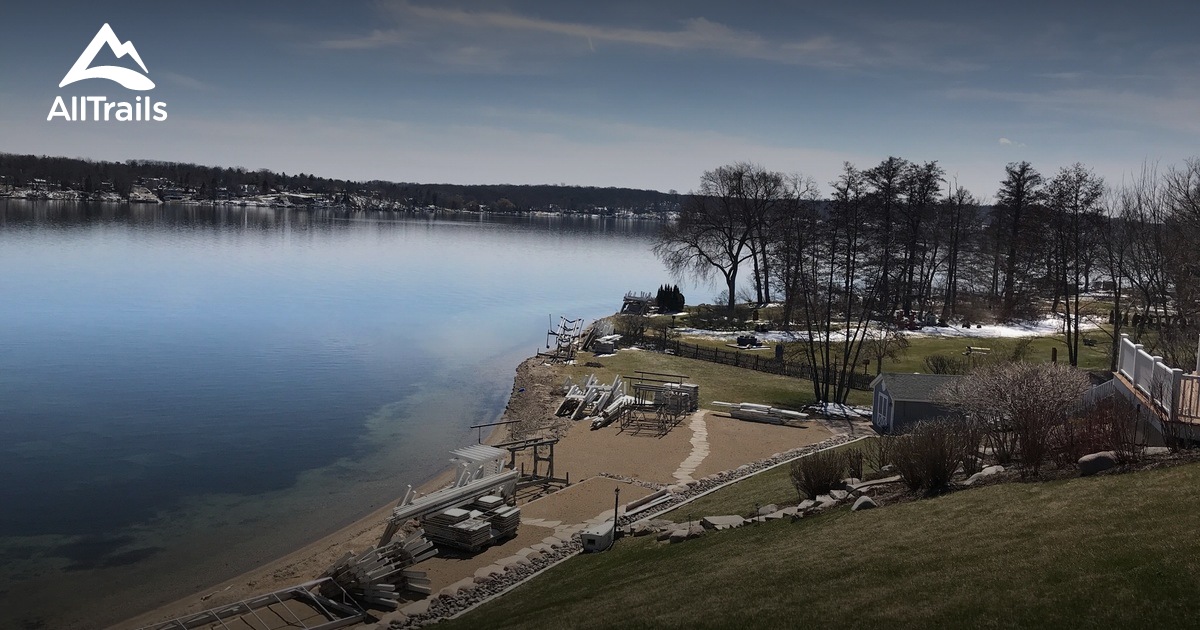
[657,382,700,412]
[423,508,494,552]
[712,401,808,425]
[473,495,521,539]
[318,528,436,610]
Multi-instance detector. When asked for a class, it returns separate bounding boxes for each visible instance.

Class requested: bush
[614,314,648,342]
[890,419,965,493]
[655,284,686,313]
[790,449,846,500]
[925,354,968,375]
[866,436,894,473]
[845,450,865,480]
[936,362,1091,476]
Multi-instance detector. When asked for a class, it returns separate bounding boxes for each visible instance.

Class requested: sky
[2,0,1198,201]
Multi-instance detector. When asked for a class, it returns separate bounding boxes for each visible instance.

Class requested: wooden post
[1051,347,1057,363]
[1171,368,1183,423]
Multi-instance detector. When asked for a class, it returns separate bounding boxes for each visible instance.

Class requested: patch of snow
[906,315,1099,339]
[674,315,1098,344]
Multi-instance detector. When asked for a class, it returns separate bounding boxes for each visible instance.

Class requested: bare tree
[792,162,884,404]
[770,173,820,330]
[654,164,755,312]
[940,183,979,319]
[995,162,1045,320]
[864,325,910,374]
[1047,163,1105,366]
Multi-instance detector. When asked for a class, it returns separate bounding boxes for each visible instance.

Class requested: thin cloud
[318,1,955,72]
[999,137,1025,147]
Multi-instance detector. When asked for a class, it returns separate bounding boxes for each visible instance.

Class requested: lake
[0,201,702,629]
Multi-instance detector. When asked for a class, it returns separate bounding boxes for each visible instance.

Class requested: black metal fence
[662,339,875,390]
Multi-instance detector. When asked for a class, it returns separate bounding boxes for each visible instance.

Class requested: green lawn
[674,332,1114,375]
[443,462,1200,629]
[563,349,818,411]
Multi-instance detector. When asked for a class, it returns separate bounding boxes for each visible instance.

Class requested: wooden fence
[663,339,875,391]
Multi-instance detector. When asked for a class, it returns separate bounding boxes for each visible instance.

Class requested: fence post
[1171,368,1183,423]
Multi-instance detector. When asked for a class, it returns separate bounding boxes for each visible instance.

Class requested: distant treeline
[0,153,681,212]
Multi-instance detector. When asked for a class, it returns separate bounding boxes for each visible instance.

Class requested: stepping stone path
[700,515,745,530]
[851,496,877,511]
[673,414,710,483]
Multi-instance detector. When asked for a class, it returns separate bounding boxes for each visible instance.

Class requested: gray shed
[869,373,964,434]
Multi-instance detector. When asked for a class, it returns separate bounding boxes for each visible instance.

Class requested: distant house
[869,373,964,434]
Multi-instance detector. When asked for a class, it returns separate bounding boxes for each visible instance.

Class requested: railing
[1116,333,1184,421]
[1179,375,1200,421]
[1081,378,1115,409]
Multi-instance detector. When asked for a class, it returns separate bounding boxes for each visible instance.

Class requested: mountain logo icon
[59,23,155,91]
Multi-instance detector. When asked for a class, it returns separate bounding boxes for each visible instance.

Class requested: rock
[764,511,787,520]
[815,494,833,503]
[981,465,1005,475]
[687,523,706,539]
[531,543,555,554]
[474,565,504,581]
[797,499,816,510]
[757,503,778,516]
[668,528,689,543]
[629,522,654,537]
[963,464,1006,486]
[828,490,849,501]
[657,529,674,542]
[668,484,688,494]
[852,495,877,511]
[1143,446,1171,457]
[701,515,745,530]
[502,556,530,569]
[1079,451,1119,476]
[439,578,475,598]
[841,477,861,488]
[542,536,564,549]
[880,464,896,473]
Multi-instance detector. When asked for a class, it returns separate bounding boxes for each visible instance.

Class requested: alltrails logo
[47,23,168,122]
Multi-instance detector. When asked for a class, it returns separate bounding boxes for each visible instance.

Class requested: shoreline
[116,352,837,629]
[113,360,535,630]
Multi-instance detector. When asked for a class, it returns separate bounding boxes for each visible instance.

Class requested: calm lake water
[0,201,701,629]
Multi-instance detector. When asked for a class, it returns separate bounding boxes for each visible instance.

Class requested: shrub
[890,419,964,493]
[936,362,1091,476]
[866,436,894,473]
[614,314,648,342]
[925,354,968,375]
[845,450,865,480]
[790,449,846,500]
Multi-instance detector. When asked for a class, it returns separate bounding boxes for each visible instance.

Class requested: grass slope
[443,463,1200,629]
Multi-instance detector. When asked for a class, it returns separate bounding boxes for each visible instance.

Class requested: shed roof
[871,373,964,402]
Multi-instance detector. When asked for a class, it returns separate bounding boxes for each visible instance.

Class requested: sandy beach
[115,355,834,629]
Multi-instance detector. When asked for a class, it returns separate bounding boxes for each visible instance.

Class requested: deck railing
[1117,333,1184,421]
